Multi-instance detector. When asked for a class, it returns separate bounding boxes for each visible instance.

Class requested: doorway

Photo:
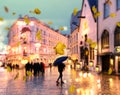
[102,55,110,72]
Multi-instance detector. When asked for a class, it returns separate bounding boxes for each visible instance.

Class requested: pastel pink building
[6,15,68,66]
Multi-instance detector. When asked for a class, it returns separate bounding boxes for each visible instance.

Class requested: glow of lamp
[89,61,93,67]
[110,58,113,65]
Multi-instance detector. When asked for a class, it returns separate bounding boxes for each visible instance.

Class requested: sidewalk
[0,66,120,95]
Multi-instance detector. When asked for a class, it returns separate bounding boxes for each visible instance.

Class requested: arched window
[101,30,109,49]
[114,26,120,46]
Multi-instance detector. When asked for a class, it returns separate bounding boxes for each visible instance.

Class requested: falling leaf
[24,16,30,25]
[83,21,88,30]
[34,8,41,14]
[94,12,101,19]
[12,12,16,16]
[73,8,78,16]
[108,68,112,75]
[6,66,12,72]
[92,6,97,13]
[68,85,76,94]
[117,22,120,27]
[54,42,66,55]
[59,26,64,31]
[36,30,42,40]
[4,6,9,13]
[90,42,97,48]
[26,71,32,76]
[105,0,112,6]
[23,76,27,81]
[0,17,4,21]
[4,27,10,30]
[48,21,53,25]
[110,13,116,18]
[14,72,19,80]
[86,38,92,44]
[16,41,21,46]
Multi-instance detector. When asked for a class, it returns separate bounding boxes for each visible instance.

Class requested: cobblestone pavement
[0,66,120,95]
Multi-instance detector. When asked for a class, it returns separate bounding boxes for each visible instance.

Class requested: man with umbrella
[56,62,65,84]
[53,56,68,84]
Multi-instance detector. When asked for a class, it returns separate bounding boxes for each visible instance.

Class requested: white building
[69,0,97,69]
[98,0,120,74]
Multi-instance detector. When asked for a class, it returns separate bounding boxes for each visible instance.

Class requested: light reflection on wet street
[0,66,120,95]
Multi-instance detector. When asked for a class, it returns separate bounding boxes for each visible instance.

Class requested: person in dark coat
[25,62,31,76]
[56,63,65,84]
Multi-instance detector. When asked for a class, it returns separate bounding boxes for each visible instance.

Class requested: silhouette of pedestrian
[56,63,65,84]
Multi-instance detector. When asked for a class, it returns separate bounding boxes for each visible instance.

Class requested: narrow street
[0,66,120,95]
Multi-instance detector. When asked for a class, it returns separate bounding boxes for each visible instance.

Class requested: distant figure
[25,62,31,76]
[49,63,52,71]
[56,63,65,84]
[41,62,45,76]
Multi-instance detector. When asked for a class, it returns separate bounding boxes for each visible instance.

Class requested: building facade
[7,16,68,67]
[69,0,97,69]
[98,0,120,74]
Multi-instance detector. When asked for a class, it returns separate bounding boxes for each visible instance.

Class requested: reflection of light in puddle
[97,79,101,83]
[77,88,95,95]
[65,90,68,95]
[83,73,87,78]
[79,72,83,77]
[109,78,113,87]
[64,80,67,83]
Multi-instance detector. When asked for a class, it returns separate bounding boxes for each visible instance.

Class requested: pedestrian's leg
[56,72,60,83]
[60,72,64,83]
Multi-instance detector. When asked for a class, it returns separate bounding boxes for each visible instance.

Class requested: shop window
[114,26,120,46]
[101,30,109,49]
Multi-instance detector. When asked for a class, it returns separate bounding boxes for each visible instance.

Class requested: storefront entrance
[102,55,110,72]
[118,57,120,73]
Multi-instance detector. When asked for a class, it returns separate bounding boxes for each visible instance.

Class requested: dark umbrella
[53,56,68,66]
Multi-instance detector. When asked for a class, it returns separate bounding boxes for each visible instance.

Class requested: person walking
[56,62,65,84]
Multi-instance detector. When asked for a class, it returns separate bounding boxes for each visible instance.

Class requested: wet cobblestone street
[0,66,120,95]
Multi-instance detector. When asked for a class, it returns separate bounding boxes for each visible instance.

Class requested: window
[104,3,110,18]
[117,0,120,10]
[101,30,109,48]
[90,47,94,60]
[114,26,120,46]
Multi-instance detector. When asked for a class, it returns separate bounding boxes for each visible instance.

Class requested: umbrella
[53,56,68,66]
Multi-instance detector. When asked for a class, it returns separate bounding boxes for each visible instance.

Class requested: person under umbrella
[56,62,65,84]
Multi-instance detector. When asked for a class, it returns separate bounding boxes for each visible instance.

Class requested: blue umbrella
[53,56,68,66]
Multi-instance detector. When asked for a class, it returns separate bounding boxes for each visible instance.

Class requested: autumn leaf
[117,22,120,27]
[14,72,19,80]
[68,85,76,94]
[4,27,10,30]
[34,8,41,14]
[92,6,97,13]
[0,17,4,21]
[54,42,66,55]
[6,66,12,72]
[110,13,116,18]
[48,21,53,25]
[73,8,78,16]
[23,76,27,81]
[59,26,64,31]
[4,6,9,13]
[24,16,30,25]
[36,30,42,40]
[12,12,16,16]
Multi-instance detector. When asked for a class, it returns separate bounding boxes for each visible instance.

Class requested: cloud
[0,19,15,54]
